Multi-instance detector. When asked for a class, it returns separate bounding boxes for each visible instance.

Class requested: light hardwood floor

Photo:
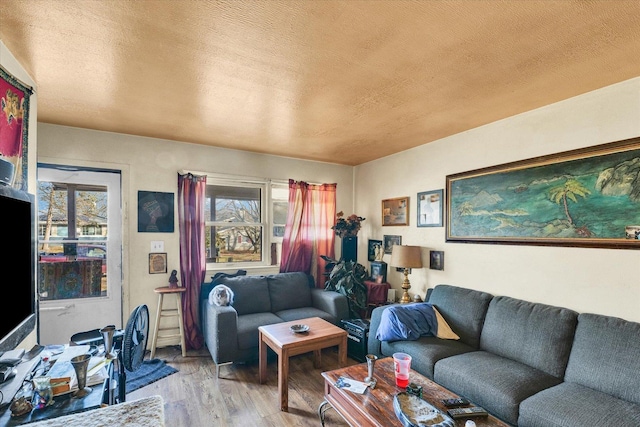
[128,345,355,426]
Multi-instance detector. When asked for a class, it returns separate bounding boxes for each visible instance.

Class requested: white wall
[37,125,354,326]
[355,77,640,323]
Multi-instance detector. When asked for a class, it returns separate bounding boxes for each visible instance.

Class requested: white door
[37,166,122,345]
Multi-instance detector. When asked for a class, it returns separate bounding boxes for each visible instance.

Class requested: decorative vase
[341,236,357,262]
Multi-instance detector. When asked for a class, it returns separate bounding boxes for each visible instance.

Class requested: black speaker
[341,236,357,262]
[341,319,370,362]
[0,157,15,186]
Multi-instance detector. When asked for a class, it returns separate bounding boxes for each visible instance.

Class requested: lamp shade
[390,245,423,269]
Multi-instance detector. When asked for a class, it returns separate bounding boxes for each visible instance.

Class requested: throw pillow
[433,306,460,340]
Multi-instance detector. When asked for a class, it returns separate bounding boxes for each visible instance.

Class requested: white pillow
[433,306,460,340]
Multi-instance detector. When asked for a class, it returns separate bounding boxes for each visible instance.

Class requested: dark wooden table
[320,356,510,426]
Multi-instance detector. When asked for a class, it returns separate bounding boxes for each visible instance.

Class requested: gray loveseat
[368,284,640,426]
[201,271,349,374]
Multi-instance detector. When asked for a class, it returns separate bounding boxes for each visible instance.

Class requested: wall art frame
[417,189,443,227]
[370,261,387,282]
[367,239,383,261]
[383,234,402,254]
[382,196,409,226]
[429,251,444,271]
[138,191,175,233]
[0,65,33,191]
[446,137,640,249]
[149,253,168,274]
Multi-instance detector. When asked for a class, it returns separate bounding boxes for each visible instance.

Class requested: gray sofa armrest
[311,289,349,324]
[202,300,238,364]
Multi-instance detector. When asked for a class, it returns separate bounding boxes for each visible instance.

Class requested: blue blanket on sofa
[375,303,438,342]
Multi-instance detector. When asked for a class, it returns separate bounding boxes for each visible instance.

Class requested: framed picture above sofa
[446,136,640,249]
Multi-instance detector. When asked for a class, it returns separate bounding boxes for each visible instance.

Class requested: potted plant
[321,254,368,319]
[331,211,365,262]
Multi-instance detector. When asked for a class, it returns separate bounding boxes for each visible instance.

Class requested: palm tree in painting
[548,179,591,225]
[457,201,474,216]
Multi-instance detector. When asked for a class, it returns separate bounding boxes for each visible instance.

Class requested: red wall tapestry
[0,66,32,191]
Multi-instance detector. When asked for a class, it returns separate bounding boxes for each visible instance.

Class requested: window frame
[204,173,287,270]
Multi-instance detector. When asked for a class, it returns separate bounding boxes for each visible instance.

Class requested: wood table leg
[338,336,347,367]
[279,349,289,411]
[313,349,322,368]
[259,331,267,384]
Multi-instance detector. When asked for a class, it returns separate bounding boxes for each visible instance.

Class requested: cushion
[381,336,475,380]
[564,313,640,405]
[274,307,335,324]
[519,382,640,427]
[267,272,313,312]
[433,306,459,340]
[219,275,271,315]
[480,296,578,379]
[201,270,247,300]
[435,351,563,425]
[427,285,492,349]
[236,312,282,350]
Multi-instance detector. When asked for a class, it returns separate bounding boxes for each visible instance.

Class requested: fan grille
[122,304,149,372]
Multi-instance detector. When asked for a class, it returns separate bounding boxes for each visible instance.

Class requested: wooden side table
[150,286,187,358]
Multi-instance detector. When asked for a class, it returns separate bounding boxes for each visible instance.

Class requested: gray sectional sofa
[368,284,640,426]
[200,271,349,374]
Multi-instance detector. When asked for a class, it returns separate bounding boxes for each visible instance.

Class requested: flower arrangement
[332,211,366,238]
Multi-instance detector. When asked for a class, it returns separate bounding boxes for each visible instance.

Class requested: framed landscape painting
[382,197,409,226]
[446,137,640,249]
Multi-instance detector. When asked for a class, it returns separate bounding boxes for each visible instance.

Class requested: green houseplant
[321,255,368,319]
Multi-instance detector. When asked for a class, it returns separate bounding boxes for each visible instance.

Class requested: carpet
[29,395,165,426]
[125,359,178,393]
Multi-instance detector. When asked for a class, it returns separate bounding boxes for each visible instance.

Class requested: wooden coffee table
[319,356,510,426]
[259,316,347,411]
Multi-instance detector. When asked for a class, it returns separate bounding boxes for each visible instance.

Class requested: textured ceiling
[1,1,640,166]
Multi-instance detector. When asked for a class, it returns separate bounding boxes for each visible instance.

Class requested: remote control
[447,406,489,419]
[442,397,470,408]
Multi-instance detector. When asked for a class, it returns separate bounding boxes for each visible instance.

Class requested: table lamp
[390,245,423,303]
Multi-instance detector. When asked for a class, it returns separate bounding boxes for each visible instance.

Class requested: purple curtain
[280,180,336,285]
[178,173,207,350]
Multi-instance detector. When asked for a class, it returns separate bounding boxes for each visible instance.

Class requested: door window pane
[37,182,108,301]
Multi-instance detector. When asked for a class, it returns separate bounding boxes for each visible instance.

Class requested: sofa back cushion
[427,285,493,349]
[200,270,247,302]
[219,275,271,315]
[564,313,640,405]
[481,296,578,379]
[267,272,313,312]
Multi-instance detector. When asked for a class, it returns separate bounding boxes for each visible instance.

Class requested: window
[37,180,109,300]
[205,177,288,267]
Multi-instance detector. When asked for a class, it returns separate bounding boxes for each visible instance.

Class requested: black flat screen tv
[0,186,36,352]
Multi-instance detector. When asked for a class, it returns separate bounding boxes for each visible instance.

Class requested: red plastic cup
[393,352,412,388]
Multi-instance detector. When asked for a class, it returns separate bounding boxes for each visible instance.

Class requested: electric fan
[117,304,149,402]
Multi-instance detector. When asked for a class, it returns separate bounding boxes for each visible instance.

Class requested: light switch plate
[151,241,164,252]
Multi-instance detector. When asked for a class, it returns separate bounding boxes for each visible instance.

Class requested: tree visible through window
[37,181,108,300]
[205,184,263,264]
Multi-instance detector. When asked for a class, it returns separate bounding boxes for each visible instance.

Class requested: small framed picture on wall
[382,197,409,226]
[368,239,383,261]
[417,189,443,227]
[429,250,444,271]
[370,261,388,282]
[149,253,168,274]
[383,235,402,254]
